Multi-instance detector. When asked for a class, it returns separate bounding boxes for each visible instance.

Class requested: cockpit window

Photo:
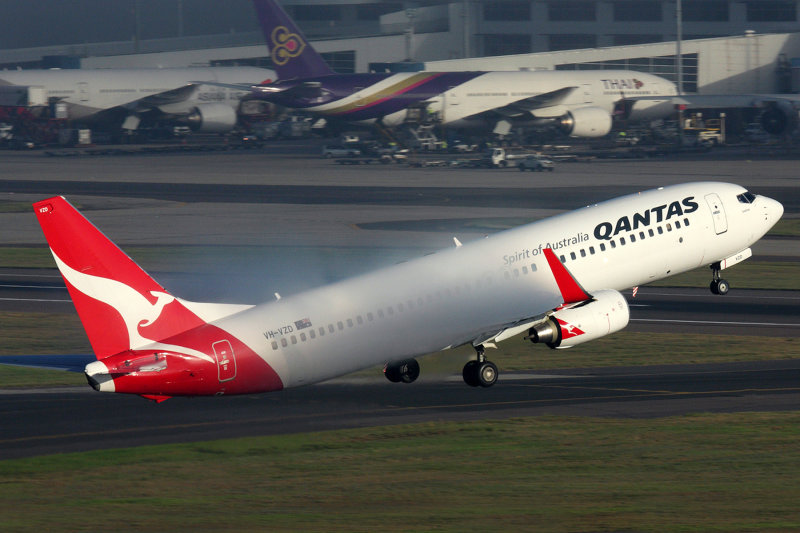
[737,192,757,204]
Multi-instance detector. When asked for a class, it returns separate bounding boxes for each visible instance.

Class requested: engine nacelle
[559,106,613,138]
[185,102,237,133]
[527,289,629,349]
[760,100,799,135]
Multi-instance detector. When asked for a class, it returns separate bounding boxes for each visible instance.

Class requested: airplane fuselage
[82,182,781,397]
[256,69,677,129]
[0,67,273,121]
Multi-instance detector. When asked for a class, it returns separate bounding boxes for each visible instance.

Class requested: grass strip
[1,413,799,532]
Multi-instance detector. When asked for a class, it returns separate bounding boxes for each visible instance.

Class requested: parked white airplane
[22,182,781,401]
[0,67,274,132]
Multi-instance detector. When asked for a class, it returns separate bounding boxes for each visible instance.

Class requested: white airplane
[14,182,781,402]
[213,0,680,138]
[0,67,275,133]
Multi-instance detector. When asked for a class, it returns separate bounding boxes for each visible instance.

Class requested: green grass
[650,261,800,290]
[1,413,799,532]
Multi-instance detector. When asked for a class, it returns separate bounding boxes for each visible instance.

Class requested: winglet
[543,248,591,304]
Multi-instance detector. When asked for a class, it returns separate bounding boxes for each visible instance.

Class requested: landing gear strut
[383,358,420,383]
[709,262,730,295]
[462,345,498,388]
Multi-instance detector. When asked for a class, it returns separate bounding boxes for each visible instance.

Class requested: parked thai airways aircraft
[236,0,678,137]
[0,67,274,132]
[14,182,781,402]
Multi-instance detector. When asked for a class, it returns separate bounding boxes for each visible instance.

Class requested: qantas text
[593,196,699,240]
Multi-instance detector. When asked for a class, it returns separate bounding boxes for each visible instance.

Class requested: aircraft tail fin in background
[252,0,335,80]
[33,197,211,359]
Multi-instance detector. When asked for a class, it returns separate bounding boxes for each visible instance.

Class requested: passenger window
[271,341,278,350]
[620,237,626,245]
[559,255,566,263]
[407,300,414,309]
[610,241,616,249]
[319,327,325,336]
[580,249,586,257]
[657,227,664,235]
[639,231,645,239]
[513,269,520,278]
[675,220,681,229]
[387,307,394,316]
[300,333,306,342]
[328,324,335,333]
[338,321,344,330]
[667,223,672,232]
[398,303,405,312]
[281,338,288,347]
[589,246,595,255]
[570,252,576,260]
[630,234,636,243]
[347,319,353,328]
[648,229,654,237]
[684,218,690,226]
[367,312,374,321]
[378,309,385,318]
[530,263,537,272]
[309,330,316,339]
[357,316,363,325]
[290,336,297,345]
[522,266,528,274]
[600,243,606,252]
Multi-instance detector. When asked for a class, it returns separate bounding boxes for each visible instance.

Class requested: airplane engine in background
[558,106,613,138]
[527,289,629,349]
[759,100,799,135]
[184,102,238,133]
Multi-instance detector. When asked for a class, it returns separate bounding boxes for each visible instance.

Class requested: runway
[1,359,798,459]
[1,145,799,459]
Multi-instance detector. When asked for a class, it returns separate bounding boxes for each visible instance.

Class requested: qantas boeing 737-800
[1,182,781,402]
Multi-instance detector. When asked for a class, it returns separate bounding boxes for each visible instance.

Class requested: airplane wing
[0,354,95,372]
[483,86,579,119]
[122,83,200,112]
[467,248,593,348]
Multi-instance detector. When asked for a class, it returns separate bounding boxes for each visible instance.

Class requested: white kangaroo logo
[52,251,214,363]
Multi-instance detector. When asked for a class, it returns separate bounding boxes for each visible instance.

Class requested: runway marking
[0,284,65,289]
[631,318,800,327]
[0,297,71,302]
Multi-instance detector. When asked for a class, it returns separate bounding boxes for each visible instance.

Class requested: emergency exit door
[212,340,237,382]
[705,193,728,234]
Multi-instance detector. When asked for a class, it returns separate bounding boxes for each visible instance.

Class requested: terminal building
[1,1,800,96]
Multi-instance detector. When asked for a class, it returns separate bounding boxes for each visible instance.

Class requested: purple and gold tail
[252,0,334,80]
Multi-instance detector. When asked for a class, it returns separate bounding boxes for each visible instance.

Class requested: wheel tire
[709,280,719,295]
[477,361,498,388]
[462,361,480,387]
[383,362,402,383]
[400,359,420,383]
[716,279,730,295]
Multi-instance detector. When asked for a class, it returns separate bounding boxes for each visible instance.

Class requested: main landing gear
[383,358,420,383]
[462,345,498,388]
[709,262,730,295]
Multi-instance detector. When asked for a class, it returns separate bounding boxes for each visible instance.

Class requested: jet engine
[185,103,238,133]
[559,106,613,138]
[527,289,629,349]
[759,100,799,135]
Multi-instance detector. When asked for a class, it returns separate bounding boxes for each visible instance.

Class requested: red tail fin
[33,197,206,359]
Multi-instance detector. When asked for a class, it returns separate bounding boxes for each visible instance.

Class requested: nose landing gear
[709,262,730,295]
[463,345,498,388]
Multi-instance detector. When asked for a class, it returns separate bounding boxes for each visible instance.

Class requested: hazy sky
[0,0,260,49]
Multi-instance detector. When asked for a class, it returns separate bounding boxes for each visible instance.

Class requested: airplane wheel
[709,280,719,294]
[716,279,730,295]
[399,359,420,383]
[477,361,498,388]
[462,361,480,387]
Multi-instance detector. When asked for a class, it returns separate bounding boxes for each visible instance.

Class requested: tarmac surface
[1,142,799,458]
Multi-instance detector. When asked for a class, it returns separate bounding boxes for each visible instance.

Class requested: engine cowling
[185,102,238,133]
[759,100,799,135]
[527,289,629,349]
[559,106,613,138]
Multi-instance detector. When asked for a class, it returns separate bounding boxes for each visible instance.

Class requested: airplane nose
[766,196,784,222]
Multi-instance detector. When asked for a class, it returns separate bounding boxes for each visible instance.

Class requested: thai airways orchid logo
[271,26,305,65]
